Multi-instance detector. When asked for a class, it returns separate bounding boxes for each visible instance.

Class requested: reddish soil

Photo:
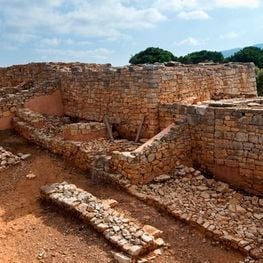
[0,131,245,263]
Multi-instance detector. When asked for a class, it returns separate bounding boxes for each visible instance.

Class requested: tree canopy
[227,46,263,68]
[129,47,224,65]
[129,47,176,64]
[178,50,224,64]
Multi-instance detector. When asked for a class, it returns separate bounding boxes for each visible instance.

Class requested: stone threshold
[40,182,165,262]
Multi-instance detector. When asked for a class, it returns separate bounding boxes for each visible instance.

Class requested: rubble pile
[0,146,21,171]
[131,165,263,260]
[92,165,263,260]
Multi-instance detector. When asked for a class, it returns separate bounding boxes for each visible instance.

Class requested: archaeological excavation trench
[0,62,262,262]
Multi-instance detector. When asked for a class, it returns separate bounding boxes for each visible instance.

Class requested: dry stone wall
[110,122,192,184]
[0,81,62,130]
[63,122,107,141]
[0,63,56,87]
[158,63,257,104]
[41,182,165,260]
[0,62,257,137]
[1,62,261,195]
[159,101,263,195]
[60,63,257,139]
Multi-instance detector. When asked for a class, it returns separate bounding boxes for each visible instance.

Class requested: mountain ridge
[222,43,263,58]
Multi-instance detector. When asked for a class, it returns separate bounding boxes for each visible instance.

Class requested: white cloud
[0,0,165,41]
[153,0,261,11]
[154,0,197,11]
[220,32,239,39]
[0,0,260,47]
[35,47,112,62]
[174,37,201,46]
[215,0,260,8]
[177,10,210,20]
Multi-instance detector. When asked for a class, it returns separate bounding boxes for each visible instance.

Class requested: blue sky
[0,0,262,66]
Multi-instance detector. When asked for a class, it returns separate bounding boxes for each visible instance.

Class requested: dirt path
[0,131,245,263]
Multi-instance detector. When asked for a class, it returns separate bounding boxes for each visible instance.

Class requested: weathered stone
[154,174,171,182]
[112,252,131,263]
[26,173,37,179]
[41,182,164,259]
[142,225,163,238]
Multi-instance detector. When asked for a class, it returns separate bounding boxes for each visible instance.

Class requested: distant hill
[222,43,263,58]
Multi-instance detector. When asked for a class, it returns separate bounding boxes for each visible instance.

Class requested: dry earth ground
[0,131,246,263]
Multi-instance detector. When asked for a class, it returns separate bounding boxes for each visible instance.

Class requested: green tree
[179,50,224,64]
[256,67,263,96]
[228,47,263,68]
[129,47,176,64]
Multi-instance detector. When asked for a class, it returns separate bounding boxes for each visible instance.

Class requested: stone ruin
[0,62,262,261]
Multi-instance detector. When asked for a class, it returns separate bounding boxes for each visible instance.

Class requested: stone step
[40,182,164,259]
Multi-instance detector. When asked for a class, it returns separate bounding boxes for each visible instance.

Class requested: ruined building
[0,62,262,260]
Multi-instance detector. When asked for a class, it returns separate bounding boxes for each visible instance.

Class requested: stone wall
[158,63,257,104]
[13,108,140,171]
[0,63,56,87]
[110,122,192,183]
[0,62,257,137]
[159,101,263,195]
[0,81,62,130]
[1,62,261,195]
[60,63,257,139]
[63,122,107,141]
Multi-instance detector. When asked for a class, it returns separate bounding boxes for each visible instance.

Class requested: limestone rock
[26,173,37,179]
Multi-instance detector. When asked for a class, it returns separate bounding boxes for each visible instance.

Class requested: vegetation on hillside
[227,47,263,68]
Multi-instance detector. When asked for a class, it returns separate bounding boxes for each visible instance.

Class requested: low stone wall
[159,101,263,196]
[63,122,107,141]
[13,109,140,171]
[16,108,46,128]
[110,122,192,184]
[41,182,164,260]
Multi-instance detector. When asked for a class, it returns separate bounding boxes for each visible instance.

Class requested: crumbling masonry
[1,61,263,259]
[0,62,261,194]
